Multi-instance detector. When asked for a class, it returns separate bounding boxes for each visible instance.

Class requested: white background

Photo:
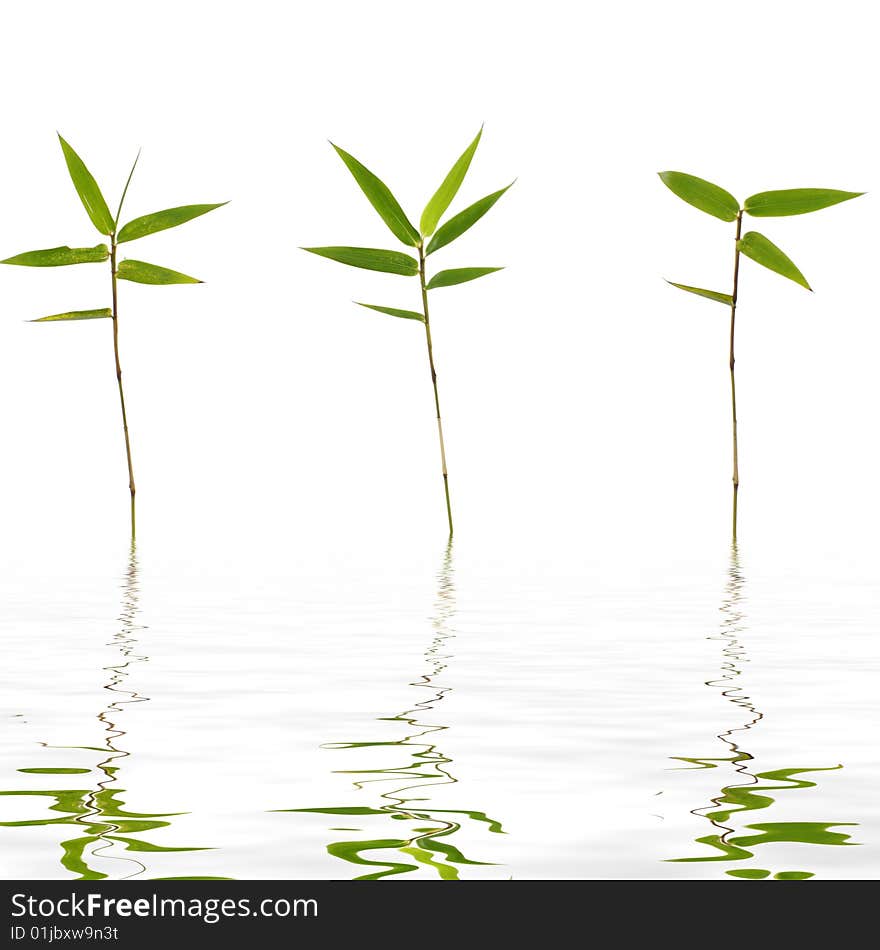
[0,0,878,883]
[0,0,877,575]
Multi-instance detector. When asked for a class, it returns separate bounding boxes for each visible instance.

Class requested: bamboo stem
[110,240,136,536]
[418,243,453,536]
[729,210,743,542]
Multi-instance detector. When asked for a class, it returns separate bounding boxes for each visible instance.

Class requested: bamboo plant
[303,129,513,535]
[659,172,862,539]
[1,135,226,534]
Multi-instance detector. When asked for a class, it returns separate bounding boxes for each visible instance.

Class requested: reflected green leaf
[426,267,503,290]
[737,231,811,289]
[332,144,419,246]
[420,128,482,237]
[117,259,201,285]
[327,838,418,880]
[400,844,459,880]
[302,246,418,276]
[744,188,863,217]
[118,203,228,243]
[431,808,506,835]
[0,782,208,880]
[658,171,740,222]
[112,837,212,853]
[726,868,771,879]
[426,183,513,255]
[669,833,753,863]
[421,836,494,866]
[1,245,109,267]
[58,135,115,235]
[732,821,857,849]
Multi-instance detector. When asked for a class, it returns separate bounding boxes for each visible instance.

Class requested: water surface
[1,528,877,880]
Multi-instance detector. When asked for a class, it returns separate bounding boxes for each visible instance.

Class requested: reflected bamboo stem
[290,537,506,879]
[75,540,149,878]
[668,544,856,875]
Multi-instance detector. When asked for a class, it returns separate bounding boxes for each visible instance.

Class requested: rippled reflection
[0,543,211,879]
[282,541,506,879]
[667,545,858,878]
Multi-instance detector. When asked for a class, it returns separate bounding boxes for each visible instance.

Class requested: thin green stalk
[110,239,136,535]
[418,242,453,535]
[729,210,743,542]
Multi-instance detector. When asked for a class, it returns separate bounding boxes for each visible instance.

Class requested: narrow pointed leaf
[114,149,141,230]
[420,128,482,237]
[426,183,513,255]
[117,259,201,284]
[737,231,811,290]
[1,245,109,266]
[57,135,115,235]
[118,203,228,243]
[332,144,419,246]
[744,188,864,217]
[667,281,733,306]
[355,302,424,322]
[426,267,503,290]
[302,246,418,276]
[30,308,112,323]
[658,171,739,222]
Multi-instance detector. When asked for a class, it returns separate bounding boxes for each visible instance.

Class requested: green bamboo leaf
[666,281,733,306]
[737,231,811,290]
[57,135,115,235]
[1,244,109,266]
[114,149,141,230]
[331,144,419,246]
[744,188,864,217]
[426,267,503,290]
[30,308,112,323]
[420,128,482,237]
[301,246,419,276]
[118,203,228,243]
[426,183,513,256]
[117,259,202,284]
[355,302,424,322]
[658,171,740,222]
